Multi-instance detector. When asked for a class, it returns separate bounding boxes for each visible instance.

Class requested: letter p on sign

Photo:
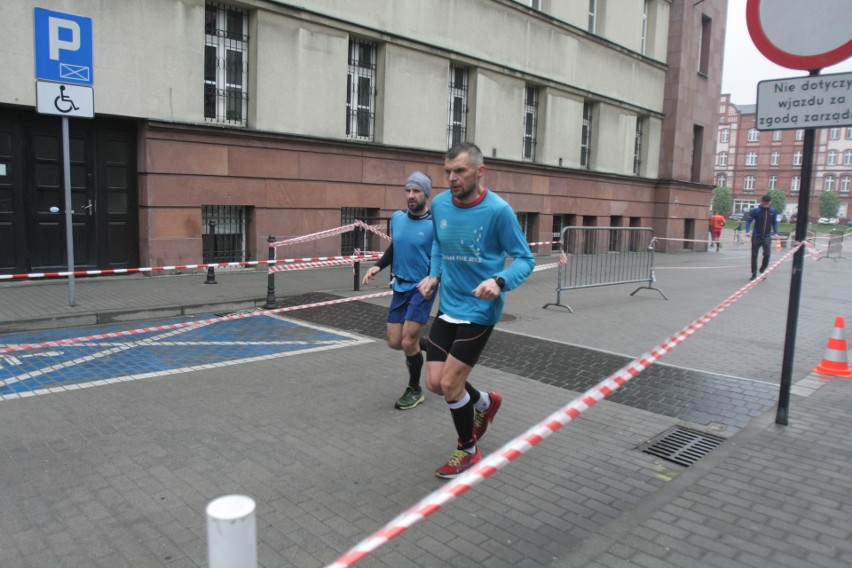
[48,17,80,60]
[34,8,93,85]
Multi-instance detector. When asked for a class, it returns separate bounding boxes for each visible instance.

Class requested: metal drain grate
[639,426,724,467]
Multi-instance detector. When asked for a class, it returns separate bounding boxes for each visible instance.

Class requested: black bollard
[264,235,277,309]
[205,219,217,284]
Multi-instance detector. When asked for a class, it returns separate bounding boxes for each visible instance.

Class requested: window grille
[346,39,376,140]
[202,205,247,263]
[448,64,469,148]
[515,212,535,245]
[340,207,378,255]
[581,101,593,169]
[204,2,249,126]
[522,85,539,161]
[633,117,644,175]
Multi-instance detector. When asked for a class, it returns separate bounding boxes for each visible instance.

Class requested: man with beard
[417,143,535,479]
[363,172,436,410]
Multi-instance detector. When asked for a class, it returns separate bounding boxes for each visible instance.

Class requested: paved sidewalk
[0,245,850,567]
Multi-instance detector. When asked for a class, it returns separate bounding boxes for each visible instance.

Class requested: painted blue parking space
[0,312,371,398]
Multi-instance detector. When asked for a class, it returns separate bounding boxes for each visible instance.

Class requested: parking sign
[34,8,93,85]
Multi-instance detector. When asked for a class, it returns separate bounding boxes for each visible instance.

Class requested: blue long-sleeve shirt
[745,205,779,238]
[376,209,434,292]
[429,188,535,325]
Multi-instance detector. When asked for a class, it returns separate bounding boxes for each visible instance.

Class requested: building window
[346,38,377,141]
[827,150,838,166]
[845,150,852,165]
[747,128,760,142]
[791,176,800,192]
[691,124,704,182]
[717,174,726,187]
[745,152,758,166]
[846,127,852,139]
[768,175,777,189]
[580,101,593,169]
[824,176,836,192]
[719,128,730,143]
[770,151,780,166]
[795,129,804,141]
[840,175,851,193]
[793,151,802,166]
[204,2,249,126]
[641,0,649,55]
[698,15,711,76]
[744,175,755,191]
[515,0,541,8]
[588,0,599,33]
[202,205,247,262]
[772,130,782,141]
[633,117,644,175]
[829,128,840,140]
[718,152,727,166]
[516,212,536,244]
[340,207,379,255]
[448,64,469,148]
[522,85,539,161]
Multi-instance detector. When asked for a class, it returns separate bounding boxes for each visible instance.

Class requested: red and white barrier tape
[269,220,390,248]
[324,243,802,568]
[267,254,382,274]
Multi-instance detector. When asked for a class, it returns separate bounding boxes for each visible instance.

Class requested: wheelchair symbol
[54,85,79,113]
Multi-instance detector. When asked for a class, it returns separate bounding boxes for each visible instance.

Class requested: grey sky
[721,0,852,106]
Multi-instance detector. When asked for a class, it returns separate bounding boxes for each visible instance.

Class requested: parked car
[847,219,852,227]
[817,217,839,225]
[729,212,744,221]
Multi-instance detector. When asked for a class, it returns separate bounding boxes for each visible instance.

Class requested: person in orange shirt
[709,211,727,252]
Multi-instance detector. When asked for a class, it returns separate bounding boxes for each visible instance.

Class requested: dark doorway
[0,108,138,275]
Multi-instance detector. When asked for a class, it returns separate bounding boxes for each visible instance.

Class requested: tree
[711,186,732,216]
[819,190,840,220]
[767,188,786,217]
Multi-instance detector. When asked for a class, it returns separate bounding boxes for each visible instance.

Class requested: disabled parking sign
[34,7,93,85]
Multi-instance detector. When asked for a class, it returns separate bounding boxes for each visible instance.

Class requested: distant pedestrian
[362,172,436,410]
[745,194,779,280]
[734,220,744,244]
[417,142,535,479]
[709,211,726,251]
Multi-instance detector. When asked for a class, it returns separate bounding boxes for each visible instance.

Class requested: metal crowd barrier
[543,226,667,313]
[818,229,846,262]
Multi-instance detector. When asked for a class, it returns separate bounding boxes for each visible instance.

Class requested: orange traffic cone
[814,316,852,378]
[775,236,782,251]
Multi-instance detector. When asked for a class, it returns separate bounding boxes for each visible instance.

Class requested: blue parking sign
[34,8,93,85]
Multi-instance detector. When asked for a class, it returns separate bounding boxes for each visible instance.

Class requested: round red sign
[746,0,852,70]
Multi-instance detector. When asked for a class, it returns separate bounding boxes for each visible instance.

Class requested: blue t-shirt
[429,188,535,325]
[389,209,434,292]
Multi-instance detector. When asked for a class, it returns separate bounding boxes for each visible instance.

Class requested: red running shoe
[473,391,502,441]
[435,445,482,479]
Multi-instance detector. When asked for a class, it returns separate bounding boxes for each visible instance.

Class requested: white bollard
[206,494,257,568]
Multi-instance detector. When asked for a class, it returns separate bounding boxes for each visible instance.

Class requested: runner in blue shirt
[417,143,535,479]
[362,172,436,410]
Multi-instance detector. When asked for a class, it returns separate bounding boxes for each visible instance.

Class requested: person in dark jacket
[745,194,779,280]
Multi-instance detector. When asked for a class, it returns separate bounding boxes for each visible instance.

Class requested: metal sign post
[748,0,852,425]
[33,8,95,307]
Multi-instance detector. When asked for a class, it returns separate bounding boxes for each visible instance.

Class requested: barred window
[633,117,644,175]
[204,2,248,126]
[202,205,247,263]
[580,101,593,169]
[346,38,376,140]
[448,64,469,148]
[522,85,539,161]
[341,207,378,255]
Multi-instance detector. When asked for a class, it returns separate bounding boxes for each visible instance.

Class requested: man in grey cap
[362,171,437,409]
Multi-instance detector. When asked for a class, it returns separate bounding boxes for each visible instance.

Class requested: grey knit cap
[405,171,432,198]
